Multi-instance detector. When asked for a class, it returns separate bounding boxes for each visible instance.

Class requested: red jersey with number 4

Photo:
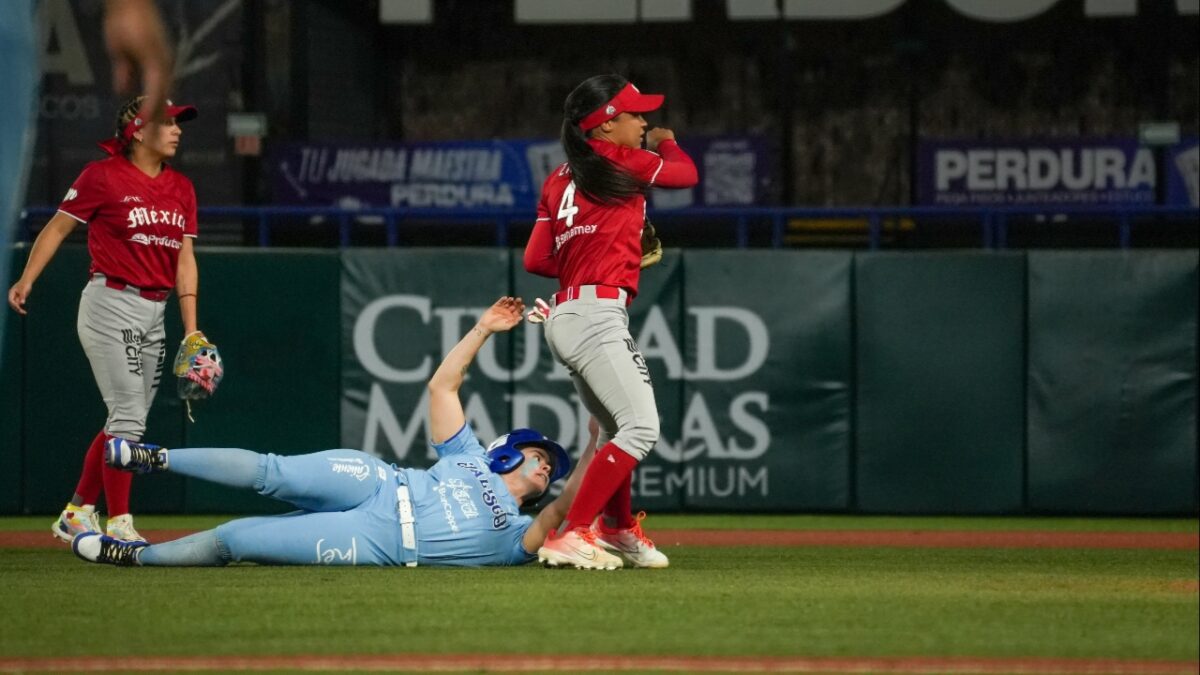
[57,156,198,290]
[524,138,697,299]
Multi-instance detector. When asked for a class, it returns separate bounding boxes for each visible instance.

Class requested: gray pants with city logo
[77,277,167,440]
[543,290,659,461]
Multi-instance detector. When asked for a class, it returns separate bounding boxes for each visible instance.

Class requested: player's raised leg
[106,441,393,512]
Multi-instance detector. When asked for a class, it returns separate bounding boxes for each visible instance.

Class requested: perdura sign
[339,249,853,511]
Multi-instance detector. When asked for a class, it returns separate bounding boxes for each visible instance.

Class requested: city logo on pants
[624,337,652,386]
[121,329,143,376]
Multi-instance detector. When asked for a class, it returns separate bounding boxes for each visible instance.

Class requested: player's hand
[525,297,551,324]
[646,127,676,152]
[7,280,32,315]
[587,416,600,441]
[478,296,526,334]
[104,0,173,120]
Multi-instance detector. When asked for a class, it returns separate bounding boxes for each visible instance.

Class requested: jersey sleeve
[523,183,558,277]
[431,423,488,459]
[511,515,538,563]
[57,163,108,224]
[647,140,699,188]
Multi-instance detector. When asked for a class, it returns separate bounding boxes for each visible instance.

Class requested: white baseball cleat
[51,503,101,544]
[538,527,623,570]
[592,512,669,569]
[105,513,148,543]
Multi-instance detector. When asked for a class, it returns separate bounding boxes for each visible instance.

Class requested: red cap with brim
[578,82,664,131]
[98,100,198,156]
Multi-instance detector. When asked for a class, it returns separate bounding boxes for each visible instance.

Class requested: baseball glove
[640,219,663,269]
[174,331,223,401]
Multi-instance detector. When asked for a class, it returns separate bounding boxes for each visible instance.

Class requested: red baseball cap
[578,82,664,131]
[98,99,198,155]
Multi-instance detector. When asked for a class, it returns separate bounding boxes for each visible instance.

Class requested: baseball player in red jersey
[523,74,698,569]
[7,96,206,544]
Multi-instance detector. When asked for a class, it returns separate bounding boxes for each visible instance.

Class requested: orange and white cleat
[592,511,669,568]
[538,527,623,570]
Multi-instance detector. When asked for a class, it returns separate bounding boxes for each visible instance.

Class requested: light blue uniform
[142,425,535,567]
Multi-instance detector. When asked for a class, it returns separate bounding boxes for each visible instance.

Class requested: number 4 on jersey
[557,181,579,227]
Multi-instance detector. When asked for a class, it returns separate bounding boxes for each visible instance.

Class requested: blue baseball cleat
[105,438,168,474]
[72,533,147,566]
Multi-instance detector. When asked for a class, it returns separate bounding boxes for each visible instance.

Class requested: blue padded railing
[19,204,1199,249]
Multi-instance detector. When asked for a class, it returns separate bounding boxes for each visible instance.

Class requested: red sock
[102,435,133,516]
[601,473,635,531]
[562,442,638,533]
[73,430,107,505]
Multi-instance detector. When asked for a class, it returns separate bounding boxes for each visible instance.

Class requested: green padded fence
[1027,251,1199,514]
[854,252,1027,514]
[2,246,1196,516]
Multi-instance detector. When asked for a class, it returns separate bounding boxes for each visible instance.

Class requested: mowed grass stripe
[1,654,1197,673]
[2,546,1195,661]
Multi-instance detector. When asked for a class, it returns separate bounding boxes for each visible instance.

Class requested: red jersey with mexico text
[57,156,197,290]
[524,138,697,299]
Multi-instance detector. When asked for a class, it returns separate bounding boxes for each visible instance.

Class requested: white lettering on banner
[633,464,769,498]
[409,150,503,182]
[354,295,433,383]
[351,294,778,501]
[934,147,1156,195]
[761,0,1196,20]
[390,182,515,208]
[325,148,408,183]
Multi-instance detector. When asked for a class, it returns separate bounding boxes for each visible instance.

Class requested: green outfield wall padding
[182,249,342,513]
[855,252,1026,514]
[1027,251,1199,514]
[681,251,852,510]
[1,247,28,513]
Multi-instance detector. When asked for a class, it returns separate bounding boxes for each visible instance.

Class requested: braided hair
[113,95,148,157]
[561,75,645,205]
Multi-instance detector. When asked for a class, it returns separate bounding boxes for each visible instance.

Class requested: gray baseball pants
[543,287,659,461]
[77,276,167,440]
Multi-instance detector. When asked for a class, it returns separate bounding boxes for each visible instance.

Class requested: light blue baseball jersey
[401,424,535,567]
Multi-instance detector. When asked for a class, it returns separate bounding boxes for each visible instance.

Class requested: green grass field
[1,515,1196,671]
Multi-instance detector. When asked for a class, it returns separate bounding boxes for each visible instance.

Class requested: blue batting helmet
[486,429,571,484]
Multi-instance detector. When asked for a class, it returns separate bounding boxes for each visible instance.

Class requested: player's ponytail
[561,74,644,205]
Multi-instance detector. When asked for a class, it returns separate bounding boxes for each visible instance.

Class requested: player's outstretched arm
[522,417,600,552]
[7,212,79,315]
[427,296,526,443]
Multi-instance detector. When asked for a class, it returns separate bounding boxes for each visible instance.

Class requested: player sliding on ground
[72,297,660,569]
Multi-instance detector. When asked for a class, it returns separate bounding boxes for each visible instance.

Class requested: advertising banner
[1167,137,1200,207]
[271,137,773,211]
[917,139,1157,206]
[340,249,847,511]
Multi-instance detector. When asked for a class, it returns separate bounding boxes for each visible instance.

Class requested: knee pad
[613,417,659,461]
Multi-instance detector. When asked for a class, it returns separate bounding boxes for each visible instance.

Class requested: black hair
[560,74,645,205]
